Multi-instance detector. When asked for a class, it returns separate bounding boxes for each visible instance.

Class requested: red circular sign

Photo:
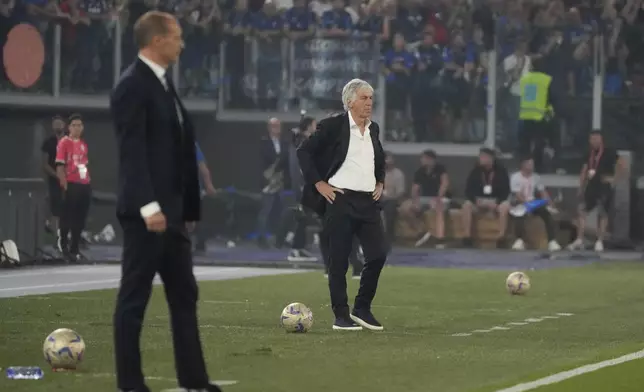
[3,24,45,89]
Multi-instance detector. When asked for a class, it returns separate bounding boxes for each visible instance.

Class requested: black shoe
[206,383,223,392]
[120,386,151,392]
[350,309,384,331]
[332,317,362,331]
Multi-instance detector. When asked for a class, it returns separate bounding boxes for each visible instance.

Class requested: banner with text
[291,37,380,100]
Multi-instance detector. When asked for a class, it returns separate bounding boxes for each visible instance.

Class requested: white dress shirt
[328,112,376,192]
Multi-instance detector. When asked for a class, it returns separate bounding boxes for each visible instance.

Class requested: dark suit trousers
[320,230,363,274]
[113,218,210,390]
[324,190,387,317]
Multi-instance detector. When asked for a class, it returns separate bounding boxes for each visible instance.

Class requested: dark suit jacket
[260,136,291,190]
[296,112,385,216]
[109,59,201,224]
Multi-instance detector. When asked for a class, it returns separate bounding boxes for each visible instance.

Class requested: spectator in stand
[460,148,511,249]
[55,114,92,261]
[60,0,95,92]
[252,1,284,110]
[309,0,330,19]
[411,31,443,142]
[395,0,426,46]
[224,0,252,108]
[178,0,220,96]
[441,31,475,142]
[383,33,415,141]
[358,0,387,40]
[320,0,353,37]
[284,0,316,40]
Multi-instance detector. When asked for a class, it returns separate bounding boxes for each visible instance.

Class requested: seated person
[461,148,510,247]
[399,150,450,248]
[509,156,561,251]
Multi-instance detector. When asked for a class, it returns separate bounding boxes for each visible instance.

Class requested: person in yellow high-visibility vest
[518,58,558,172]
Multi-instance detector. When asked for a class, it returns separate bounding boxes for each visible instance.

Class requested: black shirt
[465,163,511,203]
[40,135,59,183]
[413,163,447,197]
[583,146,619,180]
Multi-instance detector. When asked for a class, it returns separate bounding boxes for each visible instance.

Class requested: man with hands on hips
[297,78,388,332]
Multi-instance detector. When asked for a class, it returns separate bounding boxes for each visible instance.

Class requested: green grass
[533,358,644,391]
[1,263,644,392]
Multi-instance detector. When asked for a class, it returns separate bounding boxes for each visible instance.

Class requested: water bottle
[6,367,44,380]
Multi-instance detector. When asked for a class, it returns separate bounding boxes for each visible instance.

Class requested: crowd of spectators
[2,0,644,144]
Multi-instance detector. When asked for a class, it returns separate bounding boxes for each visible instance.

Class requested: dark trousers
[514,205,556,241]
[323,190,387,317]
[59,182,91,254]
[320,230,363,274]
[113,219,210,390]
[256,192,283,238]
[519,120,549,172]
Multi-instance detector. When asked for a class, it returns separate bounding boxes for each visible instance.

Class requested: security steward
[518,58,559,172]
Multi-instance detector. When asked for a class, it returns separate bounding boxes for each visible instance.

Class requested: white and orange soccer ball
[506,271,531,295]
[280,303,314,333]
[43,328,86,370]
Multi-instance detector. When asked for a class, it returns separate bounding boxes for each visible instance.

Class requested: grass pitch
[1,263,644,392]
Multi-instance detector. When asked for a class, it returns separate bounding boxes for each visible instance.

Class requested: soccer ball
[43,328,86,370]
[506,271,531,295]
[280,303,313,333]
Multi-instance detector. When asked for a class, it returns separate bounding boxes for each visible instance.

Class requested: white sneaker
[414,232,431,247]
[567,238,584,250]
[548,240,561,251]
[511,239,526,250]
[594,240,604,252]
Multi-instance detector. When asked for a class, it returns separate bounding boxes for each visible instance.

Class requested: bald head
[268,118,281,137]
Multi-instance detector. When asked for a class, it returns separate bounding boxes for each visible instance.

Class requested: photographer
[55,114,91,261]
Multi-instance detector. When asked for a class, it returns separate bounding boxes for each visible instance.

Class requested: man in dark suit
[109,11,221,392]
[256,117,290,248]
[297,79,388,331]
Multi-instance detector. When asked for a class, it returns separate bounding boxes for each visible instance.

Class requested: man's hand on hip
[315,181,344,204]
[372,183,384,200]
[144,212,167,233]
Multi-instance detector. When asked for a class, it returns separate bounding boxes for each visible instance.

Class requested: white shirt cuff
[140,202,161,218]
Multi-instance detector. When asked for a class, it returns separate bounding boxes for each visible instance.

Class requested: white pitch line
[79,373,238,387]
[0,279,120,293]
[451,313,575,337]
[495,348,644,392]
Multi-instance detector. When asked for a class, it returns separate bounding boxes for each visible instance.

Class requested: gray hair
[341,79,374,112]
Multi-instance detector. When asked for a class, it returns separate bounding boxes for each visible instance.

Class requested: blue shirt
[321,9,352,30]
[252,11,285,31]
[284,6,316,31]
